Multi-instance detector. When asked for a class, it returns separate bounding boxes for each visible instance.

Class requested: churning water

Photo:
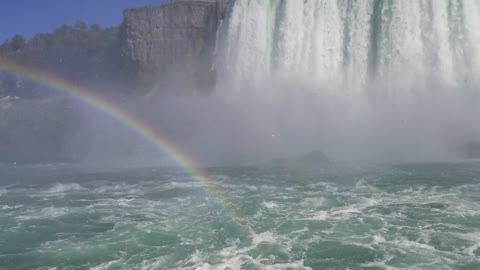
[1,163,480,269]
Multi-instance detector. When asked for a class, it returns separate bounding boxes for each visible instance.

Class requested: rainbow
[0,58,252,244]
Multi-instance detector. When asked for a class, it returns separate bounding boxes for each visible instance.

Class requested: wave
[46,183,86,194]
[0,204,23,210]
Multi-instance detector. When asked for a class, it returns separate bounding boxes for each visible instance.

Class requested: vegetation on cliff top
[0,22,128,98]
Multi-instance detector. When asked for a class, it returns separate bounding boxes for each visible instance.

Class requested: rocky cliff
[121,0,226,91]
[0,0,229,163]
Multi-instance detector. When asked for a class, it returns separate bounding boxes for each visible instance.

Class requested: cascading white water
[204,0,480,161]
[216,0,480,92]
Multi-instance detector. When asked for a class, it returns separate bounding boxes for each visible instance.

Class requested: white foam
[261,261,312,270]
[258,185,277,191]
[289,227,309,235]
[17,207,72,220]
[245,185,259,191]
[91,183,147,197]
[167,181,201,189]
[455,232,480,256]
[191,257,312,270]
[180,245,250,270]
[90,259,122,270]
[306,207,361,221]
[308,210,329,220]
[92,183,128,194]
[86,198,137,210]
[185,248,312,270]
[191,255,247,270]
[301,197,326,208]
[1,204,23,210]
[263,201,278,209]
[372,235,386,245]
[393,239,435,251]
[355,179,379,192]
[362,261,407,270]
[46,183,86,194]
[356,196,380,208]
[141,256,167,270]
[182,250,205,266]
[464,242,480,257]
[179,227,306,270]
[251,231,277,246]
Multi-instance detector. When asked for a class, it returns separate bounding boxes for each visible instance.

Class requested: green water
[1,163,480,269]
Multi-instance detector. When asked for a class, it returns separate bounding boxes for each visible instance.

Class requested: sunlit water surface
[1,163,480,270]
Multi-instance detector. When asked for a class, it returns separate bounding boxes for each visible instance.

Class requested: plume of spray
[6,0,480,165]
[124,0,480,165]
[193,0,480,163]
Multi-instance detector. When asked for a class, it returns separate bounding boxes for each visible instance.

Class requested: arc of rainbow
[0,58,252,244]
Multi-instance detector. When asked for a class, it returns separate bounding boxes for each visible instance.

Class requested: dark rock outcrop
[0,1,230,163]
[121,0,226,91]
[269,150,330,168]
[300,150,330,165]
[459,141,480,159]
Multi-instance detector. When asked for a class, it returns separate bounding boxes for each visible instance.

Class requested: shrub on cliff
[0,22,128,98]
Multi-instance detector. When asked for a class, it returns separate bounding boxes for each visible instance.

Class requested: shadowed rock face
[459,142,480,159]
[121,0,226,91]
[0,1,231,163]
[269,150,330,169]
[300,150,330,164]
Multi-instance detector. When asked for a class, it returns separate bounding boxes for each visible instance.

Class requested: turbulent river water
[1,163,480,269]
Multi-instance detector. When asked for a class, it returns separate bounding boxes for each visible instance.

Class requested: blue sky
[0,0,167,41]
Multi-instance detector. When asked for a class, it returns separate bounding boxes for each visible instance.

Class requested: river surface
[1,162,480,269]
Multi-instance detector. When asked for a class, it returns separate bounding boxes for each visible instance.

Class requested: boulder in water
[458,142,480,159]
[269,150,329,168]
[300,150,330,164]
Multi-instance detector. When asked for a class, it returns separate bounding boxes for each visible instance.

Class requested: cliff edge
[121,0,226,91]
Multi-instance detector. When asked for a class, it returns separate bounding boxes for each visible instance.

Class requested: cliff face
[121,0,226,91]
[0,1,229,163]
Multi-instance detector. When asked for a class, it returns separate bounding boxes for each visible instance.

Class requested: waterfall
[208,0,480,161]
[211,19,224,71]
[215,0,480,92]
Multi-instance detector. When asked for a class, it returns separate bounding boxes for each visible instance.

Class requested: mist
[3,56,480,166]
[2,0,480,166]
[125,76,479,165]
[54,71,477,167]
